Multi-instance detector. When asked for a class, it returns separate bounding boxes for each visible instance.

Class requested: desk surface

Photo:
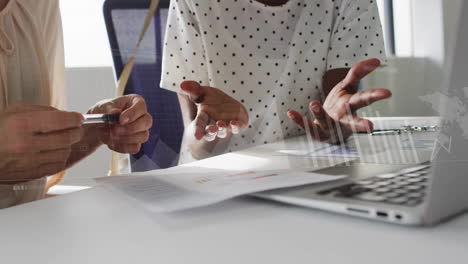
[1,117,466,264]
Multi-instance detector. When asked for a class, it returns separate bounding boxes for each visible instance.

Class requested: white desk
[1,117,467,264]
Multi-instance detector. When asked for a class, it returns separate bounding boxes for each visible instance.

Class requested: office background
[59,0,462,186]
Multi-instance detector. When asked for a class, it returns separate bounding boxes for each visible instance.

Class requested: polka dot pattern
[161,0,386,164]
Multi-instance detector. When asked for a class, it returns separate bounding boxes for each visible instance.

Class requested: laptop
[255,4,468,226]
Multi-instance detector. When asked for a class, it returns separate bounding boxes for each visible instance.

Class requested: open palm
[288,59,392,143]
[181,81,249,141]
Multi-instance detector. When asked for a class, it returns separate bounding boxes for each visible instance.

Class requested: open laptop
[256,4,468,226]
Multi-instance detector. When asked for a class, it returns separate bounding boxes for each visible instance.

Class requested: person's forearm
[66,125,103,169]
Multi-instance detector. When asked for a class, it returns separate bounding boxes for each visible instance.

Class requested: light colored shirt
[0,0,65,207]
[161,0,387,164]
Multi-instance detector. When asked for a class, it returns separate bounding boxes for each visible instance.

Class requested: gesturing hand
[181,81,249,142]
[88,94,153,154]
[288,58,392,143]
[0,103,84,182]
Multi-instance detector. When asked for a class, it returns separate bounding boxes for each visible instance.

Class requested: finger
[87,98,116,114]
[112,114,153,136]
[309,101,341,135]
[37,162,67,178]
[309,101,330,130]
[4,162,67,182]
[287,110,306,129]
[110,131,150,145]
[193,111,210,140]
[5,148,72,172]
[309,103,353,142]
[230,120,242,135]
[100,94,143,112]
[119,96,148,125]
[216,121,228,139]
[6,102,57,113]
[180,81,205,103]
[230,120,247,130]
[38,148,72,165]
[341,114,374,132]
[14,111,84,133]
[287,110,328,140]
[31,127,83,152]
[341,58,381,89]
[348,88,392,111]
[204,125,218,142]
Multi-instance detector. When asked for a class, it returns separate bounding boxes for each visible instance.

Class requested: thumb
[180,81,205,103]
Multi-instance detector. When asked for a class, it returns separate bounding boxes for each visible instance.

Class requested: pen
[356,129,402,135]
[356,126,439,136]
[83,113,121,124]
[370,129,403,136]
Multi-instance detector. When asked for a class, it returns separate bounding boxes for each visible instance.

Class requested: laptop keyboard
[318,165,431,207]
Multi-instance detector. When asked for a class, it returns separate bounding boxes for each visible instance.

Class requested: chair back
[103,0,184,171]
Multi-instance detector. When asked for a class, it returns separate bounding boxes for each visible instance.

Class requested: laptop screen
[425,2,468,224]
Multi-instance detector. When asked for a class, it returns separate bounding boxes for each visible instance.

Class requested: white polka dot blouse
[161,0,387,164]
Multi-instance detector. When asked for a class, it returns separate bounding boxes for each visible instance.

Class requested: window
[60,0,412,66]
[377,0,395,55]
[60,0,113,68]
[377,0,415,57]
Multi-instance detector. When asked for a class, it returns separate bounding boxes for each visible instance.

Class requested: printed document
[99,170,345,213]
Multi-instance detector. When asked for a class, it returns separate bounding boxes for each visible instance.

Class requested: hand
[288,58,392,143]
[181,81,249,142]
[0,103,84,183]
[88,94,153,154]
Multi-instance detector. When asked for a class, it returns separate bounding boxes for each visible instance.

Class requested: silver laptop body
[256,4,468,226]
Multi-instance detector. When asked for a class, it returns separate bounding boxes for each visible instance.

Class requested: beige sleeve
[0,178,47,209]
[45,0,67,110]
[44,1,68,189]
[0,1,67,208]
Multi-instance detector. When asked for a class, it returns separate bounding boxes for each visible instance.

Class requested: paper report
[99,170,345,213]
